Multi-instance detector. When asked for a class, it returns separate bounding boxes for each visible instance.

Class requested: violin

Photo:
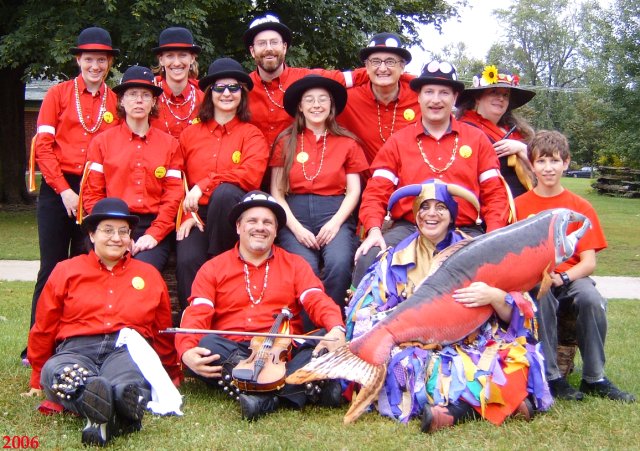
[232,308,293,392]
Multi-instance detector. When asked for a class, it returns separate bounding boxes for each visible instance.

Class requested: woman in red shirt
[456,65,536,200]
[176,58,269,311]
[82,66,183,272]
[270,75,368,314]
[150,27,204,138]
[24,27,120,362]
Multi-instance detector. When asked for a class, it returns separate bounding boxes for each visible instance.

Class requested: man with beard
[244,14,369,147]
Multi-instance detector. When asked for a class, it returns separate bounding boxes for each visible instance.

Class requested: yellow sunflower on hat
[481,65,499,85]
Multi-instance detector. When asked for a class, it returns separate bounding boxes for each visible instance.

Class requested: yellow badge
[132,276,145,290]
[154,166,167,178]
[190,117,201,125]
[403,108,416,121]
[297,152,309,164]
[232,150,241,164]
[459,145,472,158]
[103,111,114,124]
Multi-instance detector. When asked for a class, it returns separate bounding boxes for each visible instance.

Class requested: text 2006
[2,436,39,449]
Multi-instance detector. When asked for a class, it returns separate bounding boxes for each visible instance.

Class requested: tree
[0,0,456,203]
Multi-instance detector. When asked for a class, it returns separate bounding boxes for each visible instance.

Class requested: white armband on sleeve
[37,125,56,135]
[479,169,500,183]
[300,288,322,304]
[166,169,181,179]
[342,71,353,88]
[89,162,104,173]
[192,298,214,308]
[372,169,399,185]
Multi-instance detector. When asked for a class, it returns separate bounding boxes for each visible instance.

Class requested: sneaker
[113,384,145,435]
[80,377,114,446]
[548,377,584,401]
[238,393,279,421]
[580,378,636,403]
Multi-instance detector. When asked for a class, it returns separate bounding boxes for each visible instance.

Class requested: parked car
[565,167,595,178]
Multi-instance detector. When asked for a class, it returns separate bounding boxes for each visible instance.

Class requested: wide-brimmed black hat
[112,65,163,96]
[359,32,412,63]
[83,197,139,230]
[70,27,119,56]
[409,60,465,94]
[228,191,287,231]
[198,58,253,92]
[152,27,201,54]
[242,13,292,51]
[283,75,347,117]
[455,65,536,109]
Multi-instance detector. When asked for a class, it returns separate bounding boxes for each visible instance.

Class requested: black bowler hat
[359,32,412,63]
[112,65,163,97]
[283,75,347,117]
[198,57,253,92]
[228,191,287,231]
[83,198,139,230]
[242,13,292,51]
[409,60,465,94]
[70,27,119,56]
[152,27,201,54]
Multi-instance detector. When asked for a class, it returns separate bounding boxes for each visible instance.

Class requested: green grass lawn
[2,281,638,450]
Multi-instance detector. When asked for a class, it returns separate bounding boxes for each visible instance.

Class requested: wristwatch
[332,325,346,334]
[559,272,571,286]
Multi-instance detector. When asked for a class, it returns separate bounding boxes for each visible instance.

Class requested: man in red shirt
[338,32,419,169]
[515,130,635,403]
[243,13,367,147]
[353,60,509,284]
[176,191,346,420]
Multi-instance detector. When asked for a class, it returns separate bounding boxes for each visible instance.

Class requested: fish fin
[427,238,474,276]
[285,346,387,424]
[537,263,553,298]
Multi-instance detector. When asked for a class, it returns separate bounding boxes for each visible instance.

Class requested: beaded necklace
[298,130,327,181]
[159,82,197,126]
[416,134,459,173]
[376,100,398,143]
[262,80,285,109]
[243,261,270,305]
[74,78,107,134]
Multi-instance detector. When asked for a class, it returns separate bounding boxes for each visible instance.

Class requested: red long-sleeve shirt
[175,245,344,360]
[83,123,183,241]
[360,117,509,232]
[35,76,119,193]
[151,77,204,139]
[179,117,269,205]
[27,251,181,388]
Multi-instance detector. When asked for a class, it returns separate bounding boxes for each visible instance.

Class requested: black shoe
[580,378,636,403]
[80,377,114,446]
[319,380,344,407]
[548,377,584,401]
[238,393,279,421]
[420,402,474,433]
[113,384,145,435]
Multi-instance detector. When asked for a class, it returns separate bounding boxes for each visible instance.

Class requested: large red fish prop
[286,208,590,423]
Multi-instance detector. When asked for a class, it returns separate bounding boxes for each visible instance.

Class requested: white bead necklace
[298,130,327,181]
[160,82,197,124]
[74,78,107,134]
[262,80,285,109]
[243,261,270,305]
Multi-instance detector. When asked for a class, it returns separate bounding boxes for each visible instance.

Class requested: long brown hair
[273,92,359,194]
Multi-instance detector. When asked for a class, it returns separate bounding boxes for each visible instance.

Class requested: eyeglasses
[418,203,449,215]
[301,95,331,106]
[96,227,132,238]
[253,39,284,49]
[212,83,242,93]
[123,91,154,101]
[366,58,403,68]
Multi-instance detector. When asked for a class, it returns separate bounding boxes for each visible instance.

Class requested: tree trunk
[0,65,30,204]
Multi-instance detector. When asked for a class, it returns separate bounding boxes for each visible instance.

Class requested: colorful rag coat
[346,230,552,424]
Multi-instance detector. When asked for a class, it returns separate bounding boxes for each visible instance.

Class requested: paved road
[1,260,639,299]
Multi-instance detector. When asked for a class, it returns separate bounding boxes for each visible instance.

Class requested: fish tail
[285,346,387,424]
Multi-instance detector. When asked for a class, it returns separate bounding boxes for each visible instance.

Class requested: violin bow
[160,327,338,341]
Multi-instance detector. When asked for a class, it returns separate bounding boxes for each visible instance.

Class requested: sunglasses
[212,83,242,93]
